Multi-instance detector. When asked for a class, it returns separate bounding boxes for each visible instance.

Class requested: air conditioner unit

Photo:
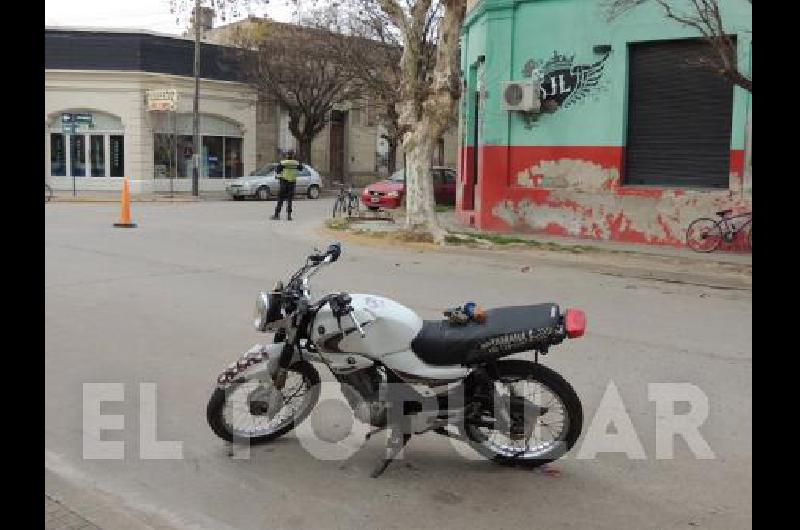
[501,80,541,112]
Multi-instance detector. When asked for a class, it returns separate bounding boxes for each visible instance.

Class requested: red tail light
[564,308,586,338]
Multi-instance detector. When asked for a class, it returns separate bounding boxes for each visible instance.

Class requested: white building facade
[45,27,257,195]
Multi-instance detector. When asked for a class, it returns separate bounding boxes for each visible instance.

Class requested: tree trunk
[395,0,464,244]
[402,128,440,236]
[387,138,398,175]
[298,138,312,164]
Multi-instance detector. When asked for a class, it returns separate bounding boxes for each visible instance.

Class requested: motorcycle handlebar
[306,242,341,265]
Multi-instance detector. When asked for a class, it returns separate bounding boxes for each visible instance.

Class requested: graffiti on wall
[522,51,609,116]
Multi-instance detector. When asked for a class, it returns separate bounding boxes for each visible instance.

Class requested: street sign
[75,113,93,124]
[146,89,179,112]
[62,123,76,134]
[61,113,74,123]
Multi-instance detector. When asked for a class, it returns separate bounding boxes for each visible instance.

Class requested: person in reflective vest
[270,151,304,221]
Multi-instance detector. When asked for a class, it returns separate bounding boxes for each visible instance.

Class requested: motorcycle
[207,243,587,476]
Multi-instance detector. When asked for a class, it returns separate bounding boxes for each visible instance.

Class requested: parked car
[226,163,323,201]
[361,166,457,210]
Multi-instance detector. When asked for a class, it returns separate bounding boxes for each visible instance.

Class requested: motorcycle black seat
[410,303,563,366]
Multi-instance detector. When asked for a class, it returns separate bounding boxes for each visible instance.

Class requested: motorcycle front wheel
[460,360,582,467]
[207,361,320,444]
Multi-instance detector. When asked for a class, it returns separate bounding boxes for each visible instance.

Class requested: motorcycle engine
[336,366,388,427]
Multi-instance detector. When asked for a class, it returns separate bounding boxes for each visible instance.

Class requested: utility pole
[192,0,201,197]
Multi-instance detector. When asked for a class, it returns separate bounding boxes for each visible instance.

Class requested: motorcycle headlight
[253,291,271,332]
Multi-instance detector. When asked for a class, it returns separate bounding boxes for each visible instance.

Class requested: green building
[457,0,752,247]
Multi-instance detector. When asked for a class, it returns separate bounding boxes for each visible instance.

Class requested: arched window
[48,111,124,178]
[150,113,243,179]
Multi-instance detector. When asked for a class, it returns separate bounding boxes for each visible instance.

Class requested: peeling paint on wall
[491,183,750,248]
[457,144,751,250]
[516,158,618,191]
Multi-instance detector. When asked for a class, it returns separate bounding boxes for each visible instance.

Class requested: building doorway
[465,90,480,210]
[329,110,346,184]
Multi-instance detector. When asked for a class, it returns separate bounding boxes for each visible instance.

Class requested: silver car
[226,163,323,201]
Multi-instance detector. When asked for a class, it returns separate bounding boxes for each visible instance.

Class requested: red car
[361,166,457,210]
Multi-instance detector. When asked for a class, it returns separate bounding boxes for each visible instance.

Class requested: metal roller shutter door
[625,39,734,188]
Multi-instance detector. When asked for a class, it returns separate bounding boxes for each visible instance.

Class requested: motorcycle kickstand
[371,426,411,478]
[365,425,387,441]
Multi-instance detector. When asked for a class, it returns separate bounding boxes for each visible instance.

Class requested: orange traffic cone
[113,177,137,228]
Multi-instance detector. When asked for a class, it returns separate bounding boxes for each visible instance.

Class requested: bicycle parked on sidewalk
[686,209,751,253]
[331,183,360,218]
[45,183,53,203]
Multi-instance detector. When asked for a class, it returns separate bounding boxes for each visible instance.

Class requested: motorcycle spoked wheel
[207,361,321,444]
[459,360,583,467]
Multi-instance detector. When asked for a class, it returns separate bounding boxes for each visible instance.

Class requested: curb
[50,197,203,203]
[45,463,183,530]
[322,225,752,291]
[49,194,339,203]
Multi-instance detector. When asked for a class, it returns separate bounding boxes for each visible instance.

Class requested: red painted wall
[456,145,750,250]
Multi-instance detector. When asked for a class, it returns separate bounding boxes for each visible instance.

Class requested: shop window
[153,133,177,178]
[225,137,243,178]
[50,134,66,176]
[150,113,244,179]
[90,135,105,177]
[203,136,224,178]
[48,111,123,178]
[110,135,124,177]
[70,135,86,177]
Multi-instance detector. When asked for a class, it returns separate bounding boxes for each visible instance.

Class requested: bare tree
[375,0,465,240]
[606,0,751,92]
[306,1,440,177]
[228,20,361,163]
[169,0,467,235]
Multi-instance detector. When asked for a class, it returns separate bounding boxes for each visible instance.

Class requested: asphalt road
[45,198,752,530]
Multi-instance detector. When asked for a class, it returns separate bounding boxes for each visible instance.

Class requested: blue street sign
[61,113,74,123]
[75,113,93,124]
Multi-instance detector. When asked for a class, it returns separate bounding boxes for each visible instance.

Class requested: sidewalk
[45,463,180,530]
[327,209,751,291]
[435,210,752,266]
[49,190,340,203]
[50,192,203,203]
[45,495,100,530]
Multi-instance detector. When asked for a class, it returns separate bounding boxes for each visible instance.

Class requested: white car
[226,163,323,201]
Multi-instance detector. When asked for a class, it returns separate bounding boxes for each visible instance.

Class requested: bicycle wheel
[348,195,359,217]
[686,218,723,252]
[332,197,344,218]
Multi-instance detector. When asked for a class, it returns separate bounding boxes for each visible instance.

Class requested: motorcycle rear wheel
[207,361,320,444]
[460,360,582,467]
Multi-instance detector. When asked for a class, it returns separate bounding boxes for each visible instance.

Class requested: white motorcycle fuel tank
[311,294,422,356]
[310,294,470,383]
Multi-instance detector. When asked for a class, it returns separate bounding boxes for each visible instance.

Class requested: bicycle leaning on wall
[686,209,752,253]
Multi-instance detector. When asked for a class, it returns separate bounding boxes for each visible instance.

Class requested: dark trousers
[274,179,295,216]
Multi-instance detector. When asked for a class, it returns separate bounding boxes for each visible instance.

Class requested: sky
[44,0,298,35]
